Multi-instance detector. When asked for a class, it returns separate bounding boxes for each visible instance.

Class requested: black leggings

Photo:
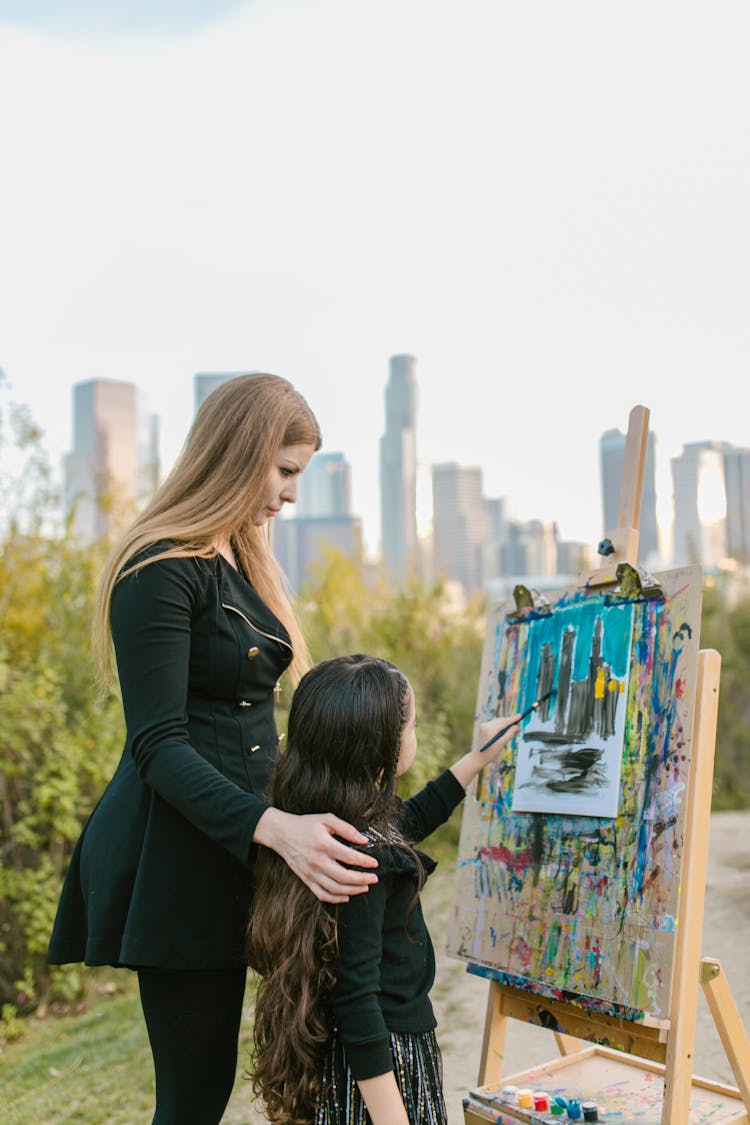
[137,967,247,1125]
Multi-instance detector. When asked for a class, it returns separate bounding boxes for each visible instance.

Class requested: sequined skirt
[314,1028,447,1124]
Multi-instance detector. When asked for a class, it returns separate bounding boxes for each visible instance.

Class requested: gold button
[248,744,261,754]
[239,700,253,708]
[247,646,260,659]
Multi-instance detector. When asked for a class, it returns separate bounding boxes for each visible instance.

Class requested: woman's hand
[253,808,378,903]
[449,713,522,789]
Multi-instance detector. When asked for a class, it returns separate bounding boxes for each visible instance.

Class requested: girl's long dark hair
[247,654,411,1125]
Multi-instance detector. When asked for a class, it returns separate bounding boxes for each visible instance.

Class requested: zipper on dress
[221,603,294,655]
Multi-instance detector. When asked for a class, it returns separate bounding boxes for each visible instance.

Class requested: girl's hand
[476,714,523,758]
[450,713,522,789]
[253,808,378,904]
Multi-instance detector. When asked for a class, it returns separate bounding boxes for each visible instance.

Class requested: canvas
[447,566,703,1018]
[510,597,634,818]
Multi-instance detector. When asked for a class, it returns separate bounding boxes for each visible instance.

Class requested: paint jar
[566,1098,582,1120]
[534,1092,551,1112]
[499,1084,518,1102]
[517,1087,534,1108]
[581,1101,599,1122]
[550,1106,566,1118]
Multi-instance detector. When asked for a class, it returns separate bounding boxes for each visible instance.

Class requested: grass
[1,975,154,1125]
[1,844,462,1124]
[0,972,262,1125]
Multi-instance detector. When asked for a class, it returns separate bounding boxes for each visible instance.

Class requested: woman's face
[251,443,316,526]
[396,684,418,777]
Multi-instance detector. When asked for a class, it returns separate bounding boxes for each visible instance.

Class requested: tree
[0,379,124,1010]
[701,580,750,809]
[298,549,485,808]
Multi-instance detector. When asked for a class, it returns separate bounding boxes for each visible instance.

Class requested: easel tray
[465,1046,748,1125]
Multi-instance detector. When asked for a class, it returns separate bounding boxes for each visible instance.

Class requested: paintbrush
[478,689,556,753]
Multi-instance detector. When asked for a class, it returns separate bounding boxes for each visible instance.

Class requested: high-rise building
[193,372,249,412]
[599,427,659,561]
[495,517,560,580]
[723,446,750,565]
[557,538,595,577]
[379,354,418,581]
[296,451,351,518]
[671,442,729,567]
[64,378,159,542]
[273,514,364,592]
[275,450,362,591]
[431,462,493,593]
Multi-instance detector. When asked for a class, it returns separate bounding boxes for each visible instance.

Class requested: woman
[48,374,377,1125]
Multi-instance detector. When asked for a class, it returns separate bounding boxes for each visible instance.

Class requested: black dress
[48,548,292,971]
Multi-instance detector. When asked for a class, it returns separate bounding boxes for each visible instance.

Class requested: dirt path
[226,810,750,1123]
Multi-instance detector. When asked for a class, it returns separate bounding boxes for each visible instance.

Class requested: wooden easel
[463,406,750,1125]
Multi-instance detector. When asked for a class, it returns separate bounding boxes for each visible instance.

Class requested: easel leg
[553,1032,583,1056]
[701,958,750,1110]
[662,649,721,1125]
[478,980,508,1085]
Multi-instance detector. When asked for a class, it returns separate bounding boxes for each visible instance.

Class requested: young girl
[247,653,521,1125]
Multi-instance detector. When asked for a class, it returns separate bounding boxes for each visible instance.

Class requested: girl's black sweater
[329,769,466,1080]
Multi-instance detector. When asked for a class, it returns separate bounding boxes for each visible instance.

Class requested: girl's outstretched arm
[253,808,378,903]
[450,713,522,789]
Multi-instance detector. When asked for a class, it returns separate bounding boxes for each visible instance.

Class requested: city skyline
[8,355,748,567]
[55,368,750,581]
[2,1,750,560]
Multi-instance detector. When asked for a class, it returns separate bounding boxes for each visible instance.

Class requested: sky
[1,0,749,561]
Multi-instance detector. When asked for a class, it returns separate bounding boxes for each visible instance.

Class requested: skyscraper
[379,354,418,581]
[273,514,363,592]
[431,462,492,592]
[296,451,351,518]
[65,378,159,542]
[599,427,660,561]
[193,372,249,412]
[671,442,729,566]
[274,452,362,591]
[724,446,750,564]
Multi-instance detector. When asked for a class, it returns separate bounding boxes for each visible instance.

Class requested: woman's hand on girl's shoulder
[253,808,379,904]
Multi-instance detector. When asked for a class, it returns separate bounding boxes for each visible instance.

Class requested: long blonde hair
[93,373,321,684]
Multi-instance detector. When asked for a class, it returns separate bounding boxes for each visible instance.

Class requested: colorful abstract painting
[447,566,702,1018]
